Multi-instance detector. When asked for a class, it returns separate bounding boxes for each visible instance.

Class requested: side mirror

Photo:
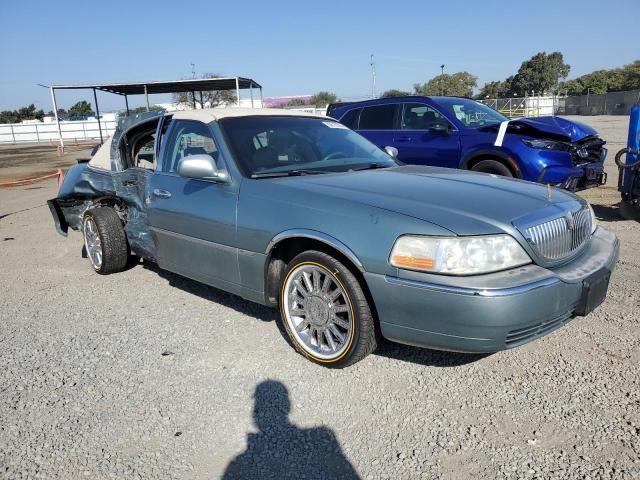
[177,154,228,182]
[384,146,399,159]
[429,123,449,134]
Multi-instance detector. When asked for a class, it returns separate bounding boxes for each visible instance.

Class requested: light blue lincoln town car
[48,108,619,367]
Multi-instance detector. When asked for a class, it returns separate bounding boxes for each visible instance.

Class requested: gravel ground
[1,116,639,479]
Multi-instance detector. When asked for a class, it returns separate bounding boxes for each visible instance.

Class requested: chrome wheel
[283,263,353,360]
[83,216,103,270]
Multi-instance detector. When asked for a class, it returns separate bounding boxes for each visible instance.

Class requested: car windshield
[219,116,397,177]
[434,98,508,128]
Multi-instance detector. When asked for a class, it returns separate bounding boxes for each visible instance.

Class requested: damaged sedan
[48,108,619,367]
[328,96,607,191]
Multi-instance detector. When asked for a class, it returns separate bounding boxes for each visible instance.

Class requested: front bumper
[366,227,619,353]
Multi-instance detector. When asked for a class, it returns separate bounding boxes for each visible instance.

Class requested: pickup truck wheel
[82,208,129,275]
[279,250,377,368]
[471,159,513,177]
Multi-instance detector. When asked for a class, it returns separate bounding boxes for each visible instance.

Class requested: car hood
[510,116,598,142]
[278,166,582,236]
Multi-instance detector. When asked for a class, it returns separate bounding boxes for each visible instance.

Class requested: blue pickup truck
[328,96,607,191]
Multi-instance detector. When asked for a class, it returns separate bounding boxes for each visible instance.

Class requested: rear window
[339,108,361,129]
[359,105,396,130]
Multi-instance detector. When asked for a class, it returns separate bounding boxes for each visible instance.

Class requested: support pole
[235,77,240,107]
[192,91,196,109]
[124,95,130,115]
[250,83,254,108]
[144,85,150,112]
[199,91,204,109]
[50,87,64,150]
[260,87,263,108]
[93,87,103,144]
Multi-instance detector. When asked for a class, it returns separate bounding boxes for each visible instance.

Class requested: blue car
[328,96,607,191]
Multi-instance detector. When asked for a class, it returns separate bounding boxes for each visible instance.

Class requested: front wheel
[279,251,377,368]
[471,159,513,177]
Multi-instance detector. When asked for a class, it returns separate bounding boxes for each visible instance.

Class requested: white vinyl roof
[171,107,327,122]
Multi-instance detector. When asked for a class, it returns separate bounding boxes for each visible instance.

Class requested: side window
[339,108,361,129]
[359,105,396,130]
[401,103,448,130]
[162,120,218,173]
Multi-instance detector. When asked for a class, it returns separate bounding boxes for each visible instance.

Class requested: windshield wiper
[251,169,330,179]
[350,163,393,172]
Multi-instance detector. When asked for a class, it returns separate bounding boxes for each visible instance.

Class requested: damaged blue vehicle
[48,108,618,367]
[328,96,607,191]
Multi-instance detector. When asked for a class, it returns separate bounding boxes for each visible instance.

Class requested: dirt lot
[0,117,638,479]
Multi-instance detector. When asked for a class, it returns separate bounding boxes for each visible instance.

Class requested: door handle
[395,136,412,142]
[122,180,137,187]
[152,189,172,199]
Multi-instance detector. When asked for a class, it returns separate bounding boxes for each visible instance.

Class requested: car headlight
[389,234,531,275]
[522,138,571,152]
[587,202,597,234]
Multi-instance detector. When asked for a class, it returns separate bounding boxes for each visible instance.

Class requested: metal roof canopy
[41,77,263,149]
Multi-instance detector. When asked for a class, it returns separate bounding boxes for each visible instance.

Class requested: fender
[266,229,365,272]
[459,148,523,178]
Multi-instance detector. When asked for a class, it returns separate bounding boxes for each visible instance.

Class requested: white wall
[0,118,118,144]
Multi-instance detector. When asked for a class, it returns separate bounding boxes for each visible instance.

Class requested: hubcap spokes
[83,218,102,269]
[284,265,352,359]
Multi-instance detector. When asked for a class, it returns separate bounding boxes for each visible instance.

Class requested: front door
[147,119,240,291]
[393,102,460,168]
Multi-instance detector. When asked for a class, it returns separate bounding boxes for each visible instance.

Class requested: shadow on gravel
[374,339,489,367]
[592,203,625,223]
[142,262,488,368]
[143,261,276,322]
[223,380,360,480]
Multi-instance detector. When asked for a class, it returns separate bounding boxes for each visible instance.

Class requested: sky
[1,0,639,113]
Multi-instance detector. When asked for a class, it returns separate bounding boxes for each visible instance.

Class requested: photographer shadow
[223,380,359,480]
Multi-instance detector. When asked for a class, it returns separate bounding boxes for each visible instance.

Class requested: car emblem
[564,211,575,230]
[576,147,589,159]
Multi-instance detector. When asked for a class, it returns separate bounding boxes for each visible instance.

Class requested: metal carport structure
[39,77,263,149]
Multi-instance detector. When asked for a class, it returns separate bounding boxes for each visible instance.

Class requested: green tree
[0,104,45,124]
[476,80,512,99]
[621,60,640,90]
[510,52,570,95]
[309,91,339,106]
[126,105,164,115]
[172,73,236,108]
[68,101,95,117]
[381,89,412,98]
[414,71,477,97]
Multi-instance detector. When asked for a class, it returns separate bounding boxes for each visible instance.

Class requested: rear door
[393,102,460,168]
[147,119,240,291]
[355,104,399,151]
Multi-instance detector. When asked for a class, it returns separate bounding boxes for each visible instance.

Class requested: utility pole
[370,54,377,99]
[190,63,196,79]
[440,64,445,96]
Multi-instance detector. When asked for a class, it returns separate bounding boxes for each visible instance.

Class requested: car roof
[171,107,328,122]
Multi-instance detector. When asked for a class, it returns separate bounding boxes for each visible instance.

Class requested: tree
[172,73,236,108]
[309,91,339,106]
[68,101,95,117]
[510,52,570,95]
[476,80,511,99]
[286,97,310,107]
[0,104,45,124]
[381,89,412,98]
[414,71,477,97]
[126,105,164,115]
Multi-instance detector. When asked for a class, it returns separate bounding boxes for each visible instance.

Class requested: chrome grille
[523,206,592,262]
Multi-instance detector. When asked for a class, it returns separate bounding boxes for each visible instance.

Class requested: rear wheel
[279,250,377,368]
[471,159,513,177]
[82,207,129,274]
